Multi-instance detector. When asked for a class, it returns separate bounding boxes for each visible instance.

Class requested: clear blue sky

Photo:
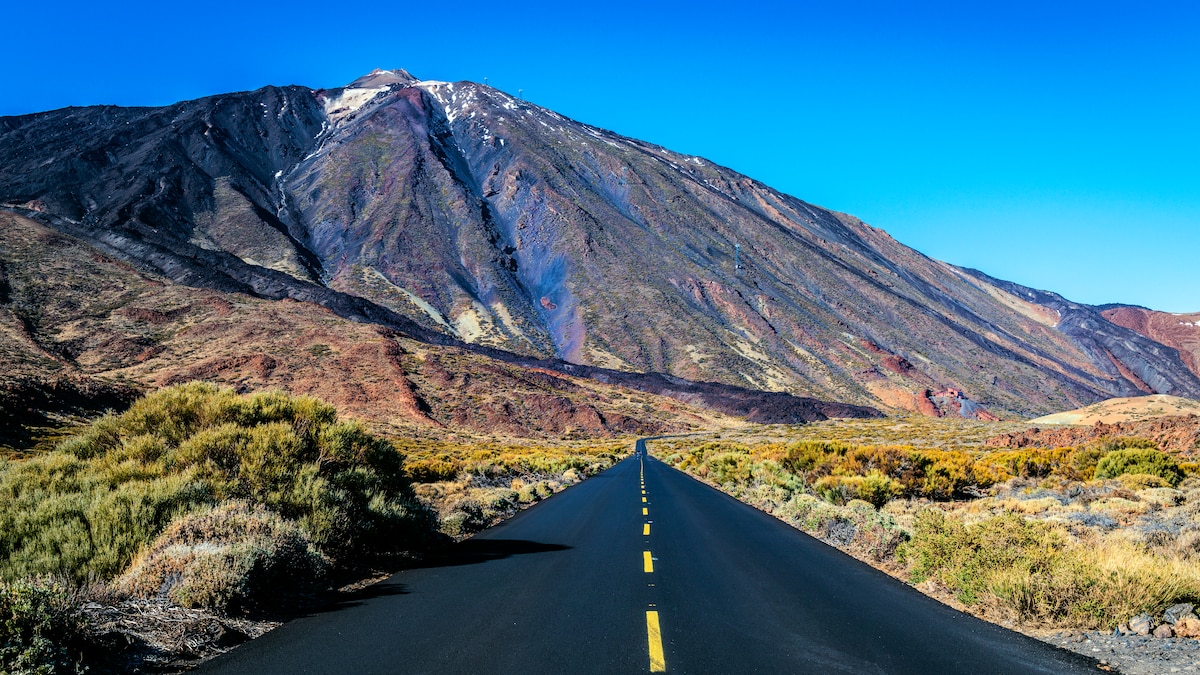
[5,0,1198,311]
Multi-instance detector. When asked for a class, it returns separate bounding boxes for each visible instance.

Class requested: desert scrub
[658,433,1192,505]
[898,509,1200,628]
[118,502,327,613]
[0,577,88,674]
[402,438,624,538]
[418,474,572,538]
[0,383,436,584]
[777,495,906,561]
[400,439,625,484]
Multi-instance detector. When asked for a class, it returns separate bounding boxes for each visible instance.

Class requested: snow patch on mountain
[323,87,389,125]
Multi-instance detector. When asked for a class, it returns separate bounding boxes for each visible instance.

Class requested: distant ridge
[1028,394,1200,425]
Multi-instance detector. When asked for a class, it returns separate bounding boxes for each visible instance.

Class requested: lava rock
[1130,614,1154,636]
[1164,603,1196,625]
[1174,616,1200,638]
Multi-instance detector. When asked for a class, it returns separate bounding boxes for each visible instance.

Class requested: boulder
[1164,603,1196,625]
[1174,616,1200,638]
[1129,613,1154,636]
[1153,624,1174,639]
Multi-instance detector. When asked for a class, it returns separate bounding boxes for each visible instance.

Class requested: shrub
[976,448,1074,481]
[848,472,904,508]
[812,473,903,508]
[1095,448,1184,486]
[118,502,327,613]
[1117,473,1172,490]
[899,510,1070,605]
[0,383,436,585]
[0,578,87,674]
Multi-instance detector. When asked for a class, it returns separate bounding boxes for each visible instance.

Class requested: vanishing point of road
[199,439,1100,674]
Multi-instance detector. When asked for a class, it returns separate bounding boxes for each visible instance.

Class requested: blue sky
[4,0,1198,311]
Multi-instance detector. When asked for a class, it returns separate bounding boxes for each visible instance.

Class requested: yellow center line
[647,611,666,672]
[643,550,654,573]
[643,522,651,536]
[642,507,648,515]
[642,496,647,503]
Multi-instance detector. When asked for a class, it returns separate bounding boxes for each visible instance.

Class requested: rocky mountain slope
[0,211,878,448]
[1101,306,1200,380]
[2,69,1197,419]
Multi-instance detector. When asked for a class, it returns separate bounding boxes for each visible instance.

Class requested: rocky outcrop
[985,415,1200,454]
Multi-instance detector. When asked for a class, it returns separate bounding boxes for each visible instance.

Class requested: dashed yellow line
[643,523,651,536]
[643,507,648,515]
[642,496,647,503]
[643,550,654,573]
[646,611,666,672]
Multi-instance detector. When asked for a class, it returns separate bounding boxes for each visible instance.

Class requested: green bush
[1094,448,1184,486]
[118,502,328,613]
[0,578,87,674]
[0,383,437,586]
[849,472,904,508]
[813,472,904,508]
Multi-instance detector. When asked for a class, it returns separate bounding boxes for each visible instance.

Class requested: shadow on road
[292,539,570,619]
[411,538,572,570]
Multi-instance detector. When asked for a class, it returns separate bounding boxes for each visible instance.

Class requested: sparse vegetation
[400,439,625,537]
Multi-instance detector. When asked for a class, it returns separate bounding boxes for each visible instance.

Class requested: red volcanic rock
[917,390,943,417]
[881,355,916,377]
[860,339,888,356]
[986,415,1200,454]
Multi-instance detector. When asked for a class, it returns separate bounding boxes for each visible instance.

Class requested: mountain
[2,68,1197,420]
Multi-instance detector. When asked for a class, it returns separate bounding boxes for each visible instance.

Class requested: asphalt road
[198,439,1100,674]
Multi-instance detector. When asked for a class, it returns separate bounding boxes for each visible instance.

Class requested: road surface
[199,439,1099,674]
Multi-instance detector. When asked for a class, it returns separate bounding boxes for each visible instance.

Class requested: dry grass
[901,510,1200,628]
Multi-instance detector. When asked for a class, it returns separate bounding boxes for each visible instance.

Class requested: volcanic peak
[346,68,419,89]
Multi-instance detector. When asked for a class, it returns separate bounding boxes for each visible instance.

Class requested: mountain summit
[345,68,419,89]
[1,68,1196,419]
